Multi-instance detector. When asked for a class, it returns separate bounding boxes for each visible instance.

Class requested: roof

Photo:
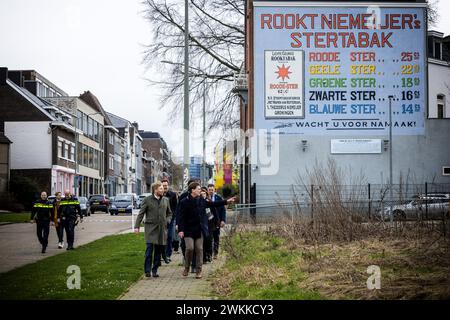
[106,112,130,128]
[79,91,113,125]
[6,79,55,121]
[139,131,162,139]
[0,133,12,144]
[8,69,69,97]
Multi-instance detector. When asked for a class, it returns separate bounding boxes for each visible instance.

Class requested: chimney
[0,67,7,85]
[8,70,23,87]
[132,122,139,130]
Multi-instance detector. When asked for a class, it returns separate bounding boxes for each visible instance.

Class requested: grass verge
[0,212,31,224]
[214,231,450,300]
[0,233,146,300]
[214,232,323,299]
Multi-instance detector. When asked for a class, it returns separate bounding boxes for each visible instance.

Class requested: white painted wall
[428,60,450,118]
[5,121,52,169]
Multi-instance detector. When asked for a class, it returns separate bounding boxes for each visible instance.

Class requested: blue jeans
[145,243,162,274]
[165,218,175,257]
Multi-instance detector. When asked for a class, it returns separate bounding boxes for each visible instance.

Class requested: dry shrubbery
[216,159,450,299]
[268,158,450,245]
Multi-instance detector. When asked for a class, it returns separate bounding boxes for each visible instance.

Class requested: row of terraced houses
[0,68,172,197]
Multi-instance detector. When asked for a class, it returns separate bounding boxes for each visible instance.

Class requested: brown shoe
[195,271,202,279]
[182,268,189,277]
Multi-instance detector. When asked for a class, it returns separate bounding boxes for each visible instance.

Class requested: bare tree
[141,0,244,131]
[427,0,440,27]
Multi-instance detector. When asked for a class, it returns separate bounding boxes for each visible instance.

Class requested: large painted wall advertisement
[254,2,427,135]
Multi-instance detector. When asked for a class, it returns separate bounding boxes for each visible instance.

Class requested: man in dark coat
[178,182,234,279]
[135,181,172,278]
[162,179,178,262]
[30,191,53,253]
[207,184,227,259]
[175,178,199,272]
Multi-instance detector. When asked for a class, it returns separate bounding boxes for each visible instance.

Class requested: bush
[0,192,25,212]
[218,184,239,199]
[9,175,40,211]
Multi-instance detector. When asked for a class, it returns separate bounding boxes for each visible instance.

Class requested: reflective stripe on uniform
[33,203,53,208]
[60,201,80,205]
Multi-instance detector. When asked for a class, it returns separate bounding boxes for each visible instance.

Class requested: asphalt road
[0,211,136,274]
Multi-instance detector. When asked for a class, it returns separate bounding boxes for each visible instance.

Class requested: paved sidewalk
[120,251,225,300]
[0,213,133,273]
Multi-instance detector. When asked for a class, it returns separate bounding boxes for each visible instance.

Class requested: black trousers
[36,220,50,247]
[62,218,76,247]
[55,223,64,242]
[213,228,221,256]
[172,240,180,251]
[203,233,213,261]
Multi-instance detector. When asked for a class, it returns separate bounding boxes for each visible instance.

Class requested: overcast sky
[1,0,449,161]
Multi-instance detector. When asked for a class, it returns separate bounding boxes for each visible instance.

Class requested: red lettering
[290,33,302,48]
[381,32,393,47]
[261,14,272,29]
[327,32,338,48]
[390,14,401,29]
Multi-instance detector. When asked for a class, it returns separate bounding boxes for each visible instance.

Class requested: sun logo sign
[275,64,292,81]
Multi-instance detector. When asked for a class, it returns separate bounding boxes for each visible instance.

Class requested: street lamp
[183,0,190,189]
[388,95,394,223]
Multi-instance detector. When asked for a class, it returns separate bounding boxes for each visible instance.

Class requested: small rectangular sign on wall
[330,139,382,154]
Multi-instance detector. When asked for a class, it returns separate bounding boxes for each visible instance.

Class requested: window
[78,143,82,164]
[77,111,83,131]
[82,145,88,166]
[109,155,114,170]
[88,147,94,168]
[64,143,69,159]
[70,143,75,161]
[438,104,444,119]
[89,118,95,139]
[93,149,98,170]
[434,41,442,60]
[99,151,104,176]
[38,82,46,97]
[437,94,446,119]
[93,121,99,142]
[58,140,63,158]
[109,132,114,145]
[83,114,88,134]
[444,167,450,176]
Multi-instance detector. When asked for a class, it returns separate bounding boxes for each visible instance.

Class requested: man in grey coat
[134,181,172,278]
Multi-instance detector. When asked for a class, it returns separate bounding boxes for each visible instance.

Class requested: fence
[234,182,450,222]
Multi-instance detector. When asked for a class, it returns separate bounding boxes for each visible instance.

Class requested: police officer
[58,190,82,250]
[30,191,53,253]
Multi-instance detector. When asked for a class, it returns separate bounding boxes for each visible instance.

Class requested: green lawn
[0,212,31,224]
[0,233,146,300]
[215,232,324,300]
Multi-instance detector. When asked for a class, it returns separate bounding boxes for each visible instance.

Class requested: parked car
[88,194,110,214]
[137,193,151,209]
[110,194,136,215]
[378,195,449,221]
[79,197,90,216]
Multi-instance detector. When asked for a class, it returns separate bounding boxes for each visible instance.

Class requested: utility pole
[388,95,394,223]
[183,0,190,189]
[202,81,206,186]
[74,115,79,196]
